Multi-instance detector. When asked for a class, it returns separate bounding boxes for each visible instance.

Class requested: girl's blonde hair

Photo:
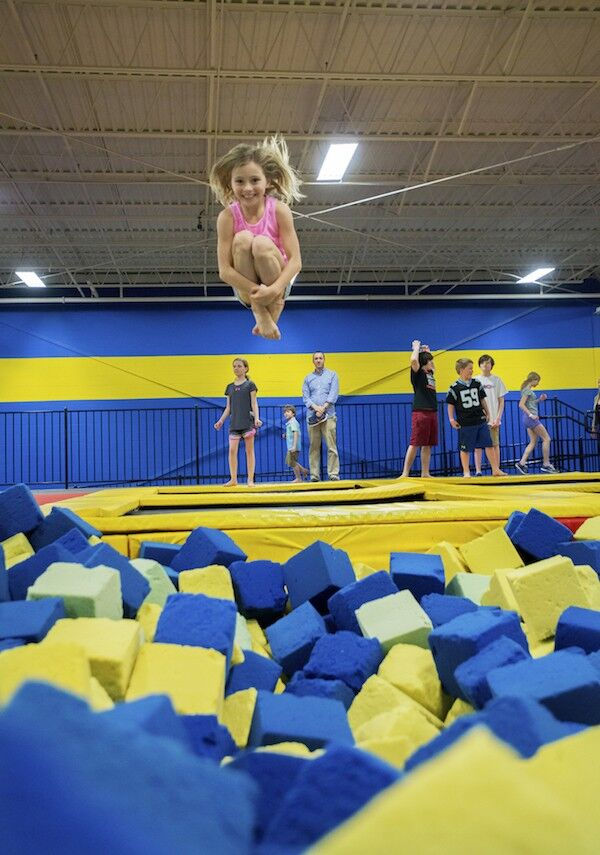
[520,371,540,391]
[209,136,304,206]
[233,357,250,379]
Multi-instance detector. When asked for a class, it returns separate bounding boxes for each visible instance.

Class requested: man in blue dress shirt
[302,351,340,481]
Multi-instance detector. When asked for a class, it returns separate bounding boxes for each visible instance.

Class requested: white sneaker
[540,463,558,473]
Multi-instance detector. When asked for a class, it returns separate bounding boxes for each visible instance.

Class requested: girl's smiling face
[231,161,268,204]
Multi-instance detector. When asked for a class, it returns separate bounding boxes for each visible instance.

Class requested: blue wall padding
[0,598,66,643]
[454,636,531,709]
[8,543,75,601]
[170,527,247,572]
[0,638,25,652]
[29,507,102,551]
[420,593,479,627]
[155,593,237,668]
[140,541,182,567]
[54,527,93,555]
[488,649,600,725]
[228,751,308,843]
[100,695,192,752]
[0,484,44,540]
[303,631,384,692]
[261,746,400,850]
[504,511,526,539]
[508,508,573,560]
[265,602,327,675]
[225,651,282,696]
[0,682,257,855]
[405,716,479,772]
[229,560,287,625]
[556,541,600,578]
[428,607,529,698]
[555,606,600,654]
[327,571,398,634]
[248,691,354,751]
[481,695,584,758]
[82,543,150,617]
[283,541,355,613]
[389,552,445,601]
[0,550,8,602]
[284,673,355,710]
[180,715,238,761]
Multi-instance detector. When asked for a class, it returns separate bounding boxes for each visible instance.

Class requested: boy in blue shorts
[446,358,503,478]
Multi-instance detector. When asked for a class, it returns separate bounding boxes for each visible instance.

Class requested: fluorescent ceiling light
[16,270,46,288]
[516,267,555,284]
[317,143,358,181]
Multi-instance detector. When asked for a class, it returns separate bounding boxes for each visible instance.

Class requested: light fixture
[317,143,358,181]
[516,267,555,284]
[16,270,46,288]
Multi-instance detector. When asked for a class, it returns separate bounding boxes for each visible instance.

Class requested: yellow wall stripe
[1,348,598,403]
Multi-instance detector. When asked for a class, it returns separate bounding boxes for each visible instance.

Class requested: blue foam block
[248,691,353,751]
[53,527,93,555]
[0,638,25,652]
[283,541,355,612]
[303,630,383,692]
[100,694,192,752]
[508,507,572,561]
[154,592,237,667]
[454,636,531,709]
[29,507,102,551]
[488,649,600,725]
[229,560,287,625]
[324,614,336,633]
[588,649,600,677]
[265,601,327,675]
[180,715,238,761]
[481,695,583,758]
[8,543,75,601]
[165,565,180,589]
[389,552,445,601]
[0,548,8,603]
[327,571,398,634]
[262,745,400,849]
[405,715,479,772]
[226,650,282,696]
[170,527,247,572]
[285,673,355,709]
[555,606,600,655]
[0,682,257,855]
[139,541,182,567]
[504,510,526,539]
[82,543,150,618]
[228,751,307,843]
[0,598,66,643]
[0,484,44,540]
[428,607,529,698]
[556,541,600,578]
[420,593,479,627]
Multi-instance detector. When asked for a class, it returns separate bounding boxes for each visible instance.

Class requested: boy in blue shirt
[283,405,309,483]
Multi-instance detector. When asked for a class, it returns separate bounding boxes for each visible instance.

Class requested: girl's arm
[250,390,262,427]
[216,209,260,294]
[214,398,231,430]
[447,404,459,428]
[274,202,302,288]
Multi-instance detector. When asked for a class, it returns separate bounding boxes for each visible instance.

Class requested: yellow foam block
[313,729,597,854]
[427,541,467,583]
[246,619,268,648]
[88,535,103,546]
[506,555,600,642]
[352,562,381,580]
[1,532,34,568]
[44,618,142,701]
[90,676,114,711]
[126,642,226,716]
[444,697,475,726]
[221,688,257,748]
[355,707,439,753]
[231,643,245,666]
[480,567,520,612]
[459,526,524,575]
[357,736,413,769]
[348,675,442,737]
[256,743,316,758]
[178,564,234,600]
[274,678,286,694]
[251,641,272,659]
[378,644,451,721]
[0,643,92,705]
[529,638,555,659]
[136,602,162,642]
[574,564,600,610]
[574,516,600,540]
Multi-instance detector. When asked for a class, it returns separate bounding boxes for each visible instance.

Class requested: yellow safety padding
[102,535,130,556]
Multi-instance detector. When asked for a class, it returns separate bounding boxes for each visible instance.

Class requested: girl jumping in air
[210,137,303,341]
[515,372,558,474]
[214,358,262,486]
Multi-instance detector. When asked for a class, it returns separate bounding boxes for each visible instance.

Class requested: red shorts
[410,410,438,446]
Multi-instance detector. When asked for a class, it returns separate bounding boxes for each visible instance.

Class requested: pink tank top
[229,195,288,263]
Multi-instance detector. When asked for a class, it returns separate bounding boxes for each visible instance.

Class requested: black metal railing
[1,398,599,488]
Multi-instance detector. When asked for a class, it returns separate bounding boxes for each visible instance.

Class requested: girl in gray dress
[214,358,262,485]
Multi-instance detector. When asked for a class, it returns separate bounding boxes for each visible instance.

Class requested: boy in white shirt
[474,354,507,476]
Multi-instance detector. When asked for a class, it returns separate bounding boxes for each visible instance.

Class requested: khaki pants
[309,416,339,479]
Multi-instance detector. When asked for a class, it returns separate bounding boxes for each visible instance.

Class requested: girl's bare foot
[291,478,302,483]
[223,479,238,487]
[247,480,256,487]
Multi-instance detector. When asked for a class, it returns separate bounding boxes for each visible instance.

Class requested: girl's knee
[232,231,254,253]
[251,235,278,259]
